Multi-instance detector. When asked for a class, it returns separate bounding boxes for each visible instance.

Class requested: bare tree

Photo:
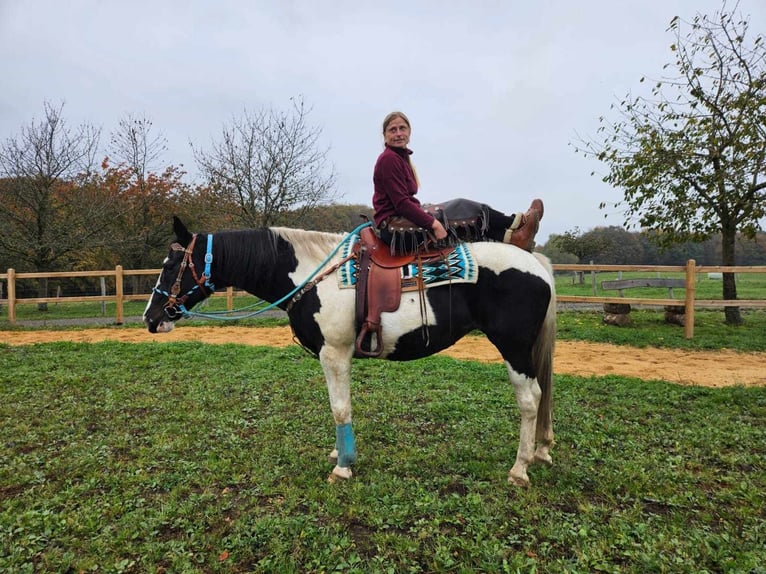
[0,102,108,308]
[109,113,167,182]
[107,115,180,292]
[193,96,338,227]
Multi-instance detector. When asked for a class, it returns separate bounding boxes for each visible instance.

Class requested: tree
[586,226,644,264]
[0,102,110,308]
[105,115,183,292]
[192,96,338,228]
[552,227,612,263]
[574,1,766,324]
[550,227,612,283]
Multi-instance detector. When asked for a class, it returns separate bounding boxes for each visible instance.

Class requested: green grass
[556,308,766,351]
[1,342,765,573]
[555,270,766,300]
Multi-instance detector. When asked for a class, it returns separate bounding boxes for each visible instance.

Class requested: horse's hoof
[327,465,353,483]
[327,448,339,465]
[508,472,530,488]
[534,452,553,466]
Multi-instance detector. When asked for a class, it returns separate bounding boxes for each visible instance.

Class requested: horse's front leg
[320,344,357,482]
[506,363,542,487]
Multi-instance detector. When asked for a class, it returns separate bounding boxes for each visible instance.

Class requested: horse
[143,216,556,486]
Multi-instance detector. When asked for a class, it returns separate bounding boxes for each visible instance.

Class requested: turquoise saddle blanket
[337,235,478,290]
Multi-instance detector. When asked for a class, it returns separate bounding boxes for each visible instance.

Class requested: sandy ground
[4,326,765,388]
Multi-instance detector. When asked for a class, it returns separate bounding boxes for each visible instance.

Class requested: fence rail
[2,260,766,339]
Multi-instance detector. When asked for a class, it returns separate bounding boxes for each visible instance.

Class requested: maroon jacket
[372,145,435,229]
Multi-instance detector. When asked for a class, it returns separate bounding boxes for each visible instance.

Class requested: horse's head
[143,216,215,333]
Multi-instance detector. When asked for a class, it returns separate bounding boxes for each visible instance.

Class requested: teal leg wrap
[335,423,357,467]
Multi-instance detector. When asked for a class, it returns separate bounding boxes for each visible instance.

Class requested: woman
[373,111,543,253]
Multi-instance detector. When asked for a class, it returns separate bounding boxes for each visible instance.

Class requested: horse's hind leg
[505,363,542,487]
[319,344,357,482]
[534,405,554,466]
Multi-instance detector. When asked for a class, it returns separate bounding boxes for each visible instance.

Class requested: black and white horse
[144,217,556,486]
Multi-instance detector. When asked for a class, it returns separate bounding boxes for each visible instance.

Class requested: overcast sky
[1,0,764,243]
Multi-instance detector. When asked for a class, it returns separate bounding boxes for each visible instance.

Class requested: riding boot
[503,199,544,251]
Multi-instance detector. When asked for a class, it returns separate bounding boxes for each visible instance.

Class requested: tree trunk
[36,277,49,312]
[720,227,742,325]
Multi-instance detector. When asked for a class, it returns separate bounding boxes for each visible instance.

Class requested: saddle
[353,226,453,357]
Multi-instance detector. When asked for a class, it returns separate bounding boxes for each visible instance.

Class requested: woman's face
[384,116,411,148]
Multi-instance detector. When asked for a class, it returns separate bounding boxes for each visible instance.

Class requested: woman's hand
[431,219,448,241]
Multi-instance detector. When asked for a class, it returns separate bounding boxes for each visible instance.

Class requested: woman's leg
[485,199,544,251]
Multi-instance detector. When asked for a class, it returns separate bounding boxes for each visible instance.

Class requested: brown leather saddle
[353,226,453,357]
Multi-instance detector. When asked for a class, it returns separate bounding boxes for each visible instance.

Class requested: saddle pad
[338,235,478,290]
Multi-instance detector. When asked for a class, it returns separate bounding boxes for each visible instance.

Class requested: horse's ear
[173,216,193,246]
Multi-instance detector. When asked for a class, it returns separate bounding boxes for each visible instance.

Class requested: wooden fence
[2,260,766,339]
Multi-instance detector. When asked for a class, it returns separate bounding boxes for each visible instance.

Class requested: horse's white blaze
[143,266,166,320]
[505,361,542,486]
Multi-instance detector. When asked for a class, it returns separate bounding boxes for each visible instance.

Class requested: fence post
[115,265,124,325]
[100,277,107,316]
[7,269,16,324]
[590,261,596,296]
[227,286,234,311]
[684,259,696,339]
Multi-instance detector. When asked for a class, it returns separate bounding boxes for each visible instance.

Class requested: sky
[1,0,764,244]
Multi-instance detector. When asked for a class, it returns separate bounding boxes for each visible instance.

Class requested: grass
[1,342,765,573]
[554,270,766,301]
[556,308,766,351]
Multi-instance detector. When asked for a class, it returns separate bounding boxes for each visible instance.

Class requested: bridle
[153,233,215,319]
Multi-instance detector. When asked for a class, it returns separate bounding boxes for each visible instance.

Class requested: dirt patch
[3,327,764,388]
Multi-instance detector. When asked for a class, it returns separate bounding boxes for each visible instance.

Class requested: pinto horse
[144,217,556,486]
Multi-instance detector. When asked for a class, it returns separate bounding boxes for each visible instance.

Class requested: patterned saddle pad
[338,234,478,291]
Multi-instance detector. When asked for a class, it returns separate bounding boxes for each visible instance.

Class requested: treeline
[541,225,766,266]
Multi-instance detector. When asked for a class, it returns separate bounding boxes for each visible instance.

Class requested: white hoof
[327,465,353,483]
[508,466,530,487]
[534,450,553,466]
[327,448,338,465]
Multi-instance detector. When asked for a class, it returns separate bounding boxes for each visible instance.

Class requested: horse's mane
[271,227,347,263]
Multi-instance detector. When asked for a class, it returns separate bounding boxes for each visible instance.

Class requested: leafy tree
[573,2,766,324]
[552,227,612,263]
[192,96,338,227]
[550,227,612,283]
[587,226,644,264]
[538,236,579,266]
[0,102,109,308]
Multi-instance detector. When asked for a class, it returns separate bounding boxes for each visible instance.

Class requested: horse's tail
[532,253,556,446]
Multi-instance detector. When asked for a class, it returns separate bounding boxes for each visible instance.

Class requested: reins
[162,221,372,321]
